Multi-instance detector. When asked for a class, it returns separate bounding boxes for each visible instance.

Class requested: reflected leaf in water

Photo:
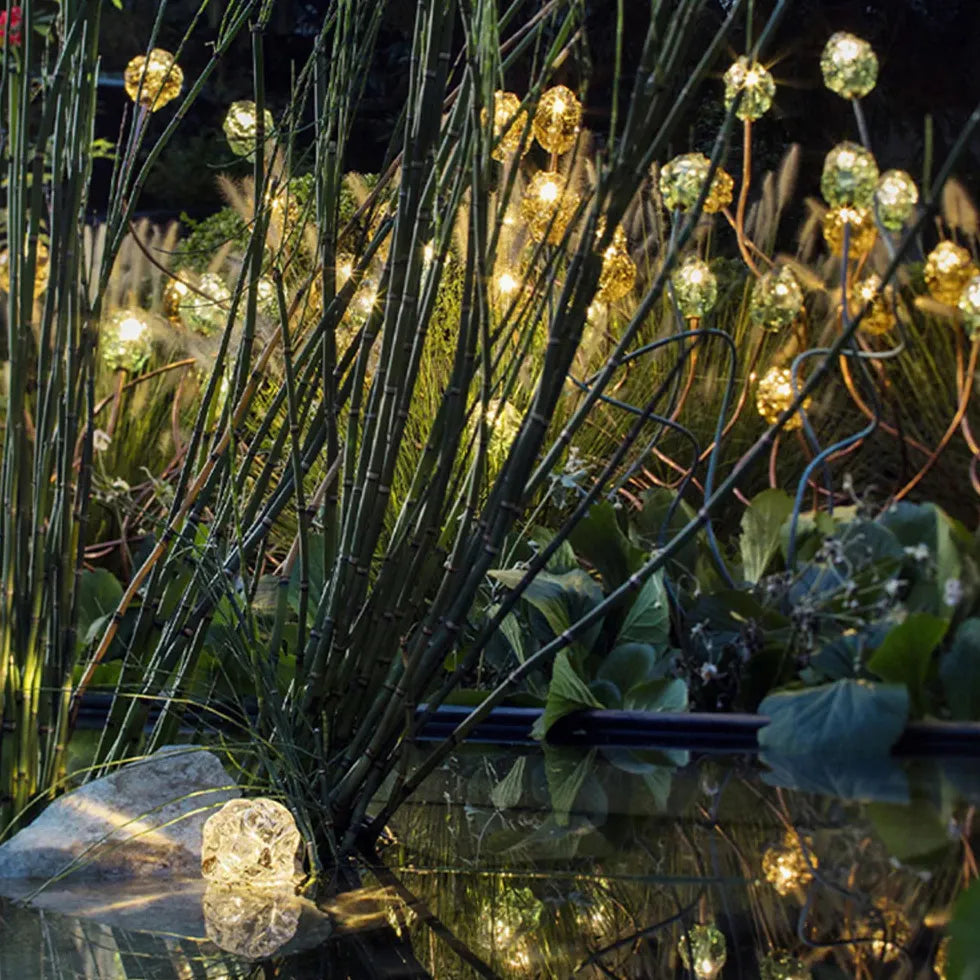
[202,882,300,959]
[852,896,911,964]
[677,923,727,980]
[762,831,816,896]
[759,950,808,979]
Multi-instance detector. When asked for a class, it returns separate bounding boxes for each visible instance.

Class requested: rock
[201,798,303,888]
[0,745,239,879]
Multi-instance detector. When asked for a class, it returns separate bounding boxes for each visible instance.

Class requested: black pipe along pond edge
[74,692,980,756]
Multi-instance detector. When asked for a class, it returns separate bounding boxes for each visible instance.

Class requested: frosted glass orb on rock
[821,32,878,99]
[723,57,775,121]
[533,85,582,155]
[124,49,183,111]
[821,142,878,208]
[750,266,804,331]
[201,798,303,889]
[925,241,978,306]
[677,923,727,980]
[874,170,918,230]
[671,256,717,318]
[659,153,733,213]
[958,274,980,338]
[203,882,300,958]
[223,100,274,158]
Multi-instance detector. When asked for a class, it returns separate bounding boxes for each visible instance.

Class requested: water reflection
[0,747,971,977]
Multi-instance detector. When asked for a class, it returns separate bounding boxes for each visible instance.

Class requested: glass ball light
[762,832,817,895]
[520,171,580,244]
[925,241,978,306]
[597,226,636,303]
[178,272,232,336]
[223,100,274,158]
[533,85,582,155]
[759,951,809,980]
[749,266,804,331]
[677,924,727,980]
[660,153,734,214]
[203,883,300,959]
[723,57,775,121]
[102,309,153,373]
[874,170,919,230]
[123,49,183,111]
[254,276,279,318]
[820,32,878,99]
[485,90,528,161]
[0,239,50,298]
[851,274,895,335]
[957,274,980,339]
[162,271,197,322]
[671,256,717,318]
[821,142,879,208]
[853,897,911,964]
[756,367,811,431]
[822,205,876,257]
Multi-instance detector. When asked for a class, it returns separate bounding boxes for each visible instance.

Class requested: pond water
[0,744,973,978]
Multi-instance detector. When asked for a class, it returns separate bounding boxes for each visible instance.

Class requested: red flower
[0,7,23,47]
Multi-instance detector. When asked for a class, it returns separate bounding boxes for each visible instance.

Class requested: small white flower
[944,578,964,608]
[903,543,930,563]
[92,429,111,453]
[699,662,719,683]
[883,578,903,599]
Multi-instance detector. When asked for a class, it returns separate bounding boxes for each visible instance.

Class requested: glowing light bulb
[723,57,775,121]
[533,85,582,155]
[957,273,980,338]
[671,256,717,318]
[677,924,727,980]
[484,91,528,161]
[0,239,50,298]
[925,242,978,305]
[821,32,878,99]
[497,271,518,295]
[123,49,183,111]
[874,170,918,230]
[750,266,804,331]
[756,369,811,431]
[821,141,879,208]
[659,153,734,213]
[102,309,154,372]
[223,100,275,158]
[423,241,435,266]
[520,171,579,244]
[822,205,876,257]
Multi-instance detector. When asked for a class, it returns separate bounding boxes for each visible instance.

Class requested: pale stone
[203,882,301,958]
[201,798,303,888]
[0,745,239,879]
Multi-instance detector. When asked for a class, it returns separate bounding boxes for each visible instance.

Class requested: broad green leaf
[633,488,699,573]
[498,610,527,664]
[529,526,579,573]
[740,489,793,582]
[534,649,602,737]
[948,879,980,980]
[866,799,951,861]
[779,509,838,564]
[76,568,123,648]
[597,643,658,698]
[568,501,643,589]
[940,618,980,721]
[758,680,909,757]
[761,751,910,803]
[624,677,688,713]
[867,613,947,714]
[617,571,670,647]
[490,757,527,810]
[545,747,600,826]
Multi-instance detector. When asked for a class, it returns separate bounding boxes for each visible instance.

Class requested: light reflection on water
[1,746,974,978]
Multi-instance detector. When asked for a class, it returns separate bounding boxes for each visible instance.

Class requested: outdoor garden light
[178,272,232,336]
[532,84,582,155]
[254,276,278,318]
[354,278,379,316]
[925,241,978,306]
[162,270,196,322]
[670,256,717,318]
[202,882,300,958]
[123,49,183,111]
[820,32,878,100]
[935,936,949,979]
[335,253,354,287]
[756,368,810,431]
[596,225,636,303]
[422,241,435,268]
[485,90,528,161]
[723,57,775,121]
[520,171,580,244]
[874,170,919,230]
[853,897,910,963]
[677,923,727,980]
[822,205,876,257]
[759,951,809,980]
[659,153,733,213]
[852,274,895,335]
[102,309,153,372]
[762,832,816,894]
[201,797,303,889]
[821,142,879,208]
[957,274,980,338]
[222,100,274,158]
[749,265,804,331]
[0,239,49,297]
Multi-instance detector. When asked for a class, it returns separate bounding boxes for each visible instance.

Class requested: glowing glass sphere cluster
[123,49,183,111]
[750,266,804,331]
[723,57,775,121]
[822,205,876,257]
[874,170,918,230]
[820,32,878,99]
[178,272,232,336]
[671,256,717,318]
[759,951,808,980]
[223,100,274,158]
[660,153,733,213]
[533,85,582,155]
[762,832,816,895]
[677,924,727,980]
[520,171,580,244]
[102,309,152,372]
[821,142,879,208]
[756,368,810,430]
[853,897,911,964]
[852,274,895,334]
[0,239,49,297]
[924,241,978,306]
[597,225,636,303]
[957,274,980,338]
[485,90,528,161]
